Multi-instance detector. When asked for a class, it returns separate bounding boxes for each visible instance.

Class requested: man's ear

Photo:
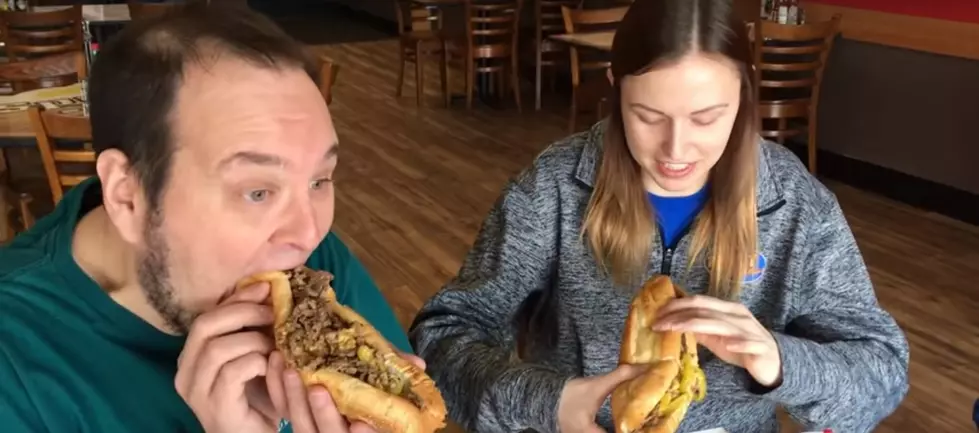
[96,149,147,245]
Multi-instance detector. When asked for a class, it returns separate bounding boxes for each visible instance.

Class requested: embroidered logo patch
[743,253,767,283]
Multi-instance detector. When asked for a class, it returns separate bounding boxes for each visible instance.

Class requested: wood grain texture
[310,39,978,433]
[804,1,979,61]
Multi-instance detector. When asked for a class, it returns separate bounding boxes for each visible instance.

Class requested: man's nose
[276,197,321,252]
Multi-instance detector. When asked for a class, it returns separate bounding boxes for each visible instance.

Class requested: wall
[804,1,979,194]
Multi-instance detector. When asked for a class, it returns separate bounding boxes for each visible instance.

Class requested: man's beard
[136,209,196,334]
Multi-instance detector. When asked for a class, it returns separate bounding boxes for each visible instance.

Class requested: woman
[409,0,909,432]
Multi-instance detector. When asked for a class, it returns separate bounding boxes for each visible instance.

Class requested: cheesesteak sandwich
[237,267,447,433]
[611,275,707,433]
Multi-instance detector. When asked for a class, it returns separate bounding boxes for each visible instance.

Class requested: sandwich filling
[278,267,424,408]
[636,338,707,430]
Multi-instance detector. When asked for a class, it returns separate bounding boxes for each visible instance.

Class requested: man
[0,3,416,433]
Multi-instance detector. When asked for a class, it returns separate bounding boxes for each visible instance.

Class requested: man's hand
[266,349,424,433]
[175,282,277,433]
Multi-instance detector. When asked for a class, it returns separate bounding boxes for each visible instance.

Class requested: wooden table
[550,30,614,51]
[0,83,83,139]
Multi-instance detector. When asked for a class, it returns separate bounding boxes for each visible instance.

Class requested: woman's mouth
[656,161,696,179]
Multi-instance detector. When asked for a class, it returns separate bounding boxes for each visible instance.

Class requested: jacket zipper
[658,199,787,275]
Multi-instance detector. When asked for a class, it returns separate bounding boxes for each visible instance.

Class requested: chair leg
[18,193,33,230]
[465,57,474,110]
[414,43,425,107]
[568,86,578,133]
[534,47,542,111]
[510,56,522,113]
[396,48,406,97]
[807,118,818,174]
[439,42,450,108]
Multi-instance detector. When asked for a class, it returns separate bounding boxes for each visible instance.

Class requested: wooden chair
[28,105,95,205]
[560,5,627,132]
[0,6,84,62]
[0,50,86,94]
[394,0,450,108]
[127,1,182,21]
[456,0,523,111]
[532,0,581,111]
[749,14,841,174]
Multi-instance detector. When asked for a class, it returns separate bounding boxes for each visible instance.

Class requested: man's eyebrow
[217,142,339,171]
[217,151,283,171]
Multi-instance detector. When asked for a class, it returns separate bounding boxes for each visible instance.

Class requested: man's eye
[246,189,270,202]
[310,178,333,190]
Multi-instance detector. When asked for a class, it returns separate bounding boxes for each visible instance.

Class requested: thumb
[591,364,647,397]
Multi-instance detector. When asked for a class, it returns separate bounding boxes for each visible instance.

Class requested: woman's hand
[653,295,783,387]
[557,365,646,433]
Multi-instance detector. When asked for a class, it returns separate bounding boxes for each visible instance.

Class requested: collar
[573,121,784,211]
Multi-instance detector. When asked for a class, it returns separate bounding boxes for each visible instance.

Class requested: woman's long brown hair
[583,0,759,299]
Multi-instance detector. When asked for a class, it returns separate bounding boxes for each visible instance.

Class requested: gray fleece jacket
[408,122,910,433]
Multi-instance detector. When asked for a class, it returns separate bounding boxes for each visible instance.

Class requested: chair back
[394,0,444,34]
[463,0,523,61]
[27,104,95,204]
[560,5,626,85]
[0,6,84,61]
[748,14,841,143]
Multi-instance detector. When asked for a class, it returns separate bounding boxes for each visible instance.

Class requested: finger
[179,303,274,379]
[309,387,353,433]
[724,339,773,355]
[224,281,271,306]
[400,353,426,370]
[592,363,647,399]
[210,352,269,413]
[267,351,289,419]
[657,317,744,336]
[657,295,749,316]
[654,307,744,331]
[284,369,319,433]
[189,331,274,397]
[349,421,378,433]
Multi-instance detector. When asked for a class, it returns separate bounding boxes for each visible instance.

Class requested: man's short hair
[88,1,321,208]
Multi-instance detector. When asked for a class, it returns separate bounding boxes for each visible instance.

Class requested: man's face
[138,57,337,333]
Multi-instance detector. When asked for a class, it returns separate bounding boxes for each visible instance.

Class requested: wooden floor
[311,40,979,433]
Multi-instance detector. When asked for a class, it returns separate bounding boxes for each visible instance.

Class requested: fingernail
[309,388,329,407]
[285,370,301,387]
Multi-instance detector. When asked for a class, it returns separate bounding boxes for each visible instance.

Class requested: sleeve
[750,199,910,433]
[313,233,414,354]
[408,176,573,433]
[0,346,48,432]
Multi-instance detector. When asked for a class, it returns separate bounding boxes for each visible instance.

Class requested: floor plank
[312,39,979,433]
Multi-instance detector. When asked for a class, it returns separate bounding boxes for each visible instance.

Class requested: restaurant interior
[0,0,976,432]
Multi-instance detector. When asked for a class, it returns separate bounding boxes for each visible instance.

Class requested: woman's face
[619,53,742,197]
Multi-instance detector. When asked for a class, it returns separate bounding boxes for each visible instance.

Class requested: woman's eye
[310,178,333,190]
[246,189,270,202]
[640,115,667,125]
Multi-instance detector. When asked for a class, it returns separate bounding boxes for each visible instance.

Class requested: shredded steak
[278,267,424,408]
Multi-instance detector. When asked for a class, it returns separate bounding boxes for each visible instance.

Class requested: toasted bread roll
[611,275,706,433]
[238,267,447,433]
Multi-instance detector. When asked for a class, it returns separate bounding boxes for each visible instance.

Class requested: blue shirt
[648,185,710,248]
